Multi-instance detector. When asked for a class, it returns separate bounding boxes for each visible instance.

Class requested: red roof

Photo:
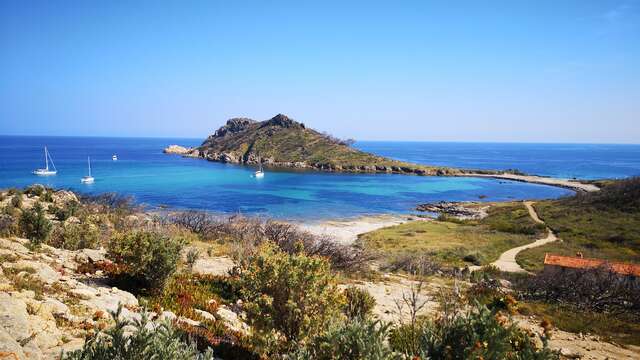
[544,254,640,277]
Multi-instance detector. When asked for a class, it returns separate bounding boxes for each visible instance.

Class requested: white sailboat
[112,154,118,161]
[33,146,57,176]
[81,157,95,184]
[254,163,265,178]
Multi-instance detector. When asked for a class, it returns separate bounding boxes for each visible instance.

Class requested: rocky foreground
[0,237,244,359]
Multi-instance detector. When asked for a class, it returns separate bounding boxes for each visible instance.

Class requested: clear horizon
[1,1,639,143]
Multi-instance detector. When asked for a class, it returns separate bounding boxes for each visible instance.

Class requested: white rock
[0,292,30,340]
[216,306,250,334]
[194,308,216,321]
[0,326,26,360]
[4,260,61,284]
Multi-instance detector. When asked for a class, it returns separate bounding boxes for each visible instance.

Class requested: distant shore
[464,173,600,192]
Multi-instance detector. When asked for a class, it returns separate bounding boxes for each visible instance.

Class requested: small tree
[19,202,52,246]
[238,241,344,353]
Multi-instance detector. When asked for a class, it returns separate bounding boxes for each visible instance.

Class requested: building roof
[544,254,640,277]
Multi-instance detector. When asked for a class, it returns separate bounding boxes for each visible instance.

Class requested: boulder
[163,145,193,155]
[52,190,78,206]
[0,292,30,341]
[0,326,26,360]
[74,248,106,264]
[216,305,249,334]
[4,260,61,284]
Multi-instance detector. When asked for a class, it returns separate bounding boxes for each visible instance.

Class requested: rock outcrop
[169,113,462,176]
[416,201,488,220]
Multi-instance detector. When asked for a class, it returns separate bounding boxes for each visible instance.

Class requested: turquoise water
[0,136,593,220]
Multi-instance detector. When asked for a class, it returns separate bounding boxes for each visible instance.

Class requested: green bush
[0,214,18,237]
[19,202,52,246]
[390,303,557,359]
[62,306,215,360]
[55,200,80,221]
[25,184,46,197]
[344,286,376,320]
[11,194,22,209]
[285,319,400,360]
[106,230,184,293]
[238,241,344,354]
[48,221,100,250]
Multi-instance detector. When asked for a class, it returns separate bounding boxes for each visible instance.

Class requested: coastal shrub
[383,252,450,276]
[0,214,18,237]
[520,266,640,319]
[185,248,200,272]
[344,286,376,320]
[106,230,184,293]
[48,221,100,250]
[238,241,344,354]
[19,202,52,246]
[11,194,22,209]
[390,303,557,359]
[62,306,216,360]
[25,184,46,197]
[285,319,399,360]
[54,200,80,221]
[173,213,374,272]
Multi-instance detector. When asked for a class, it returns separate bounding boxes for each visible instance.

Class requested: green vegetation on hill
[517,177,640,272]
[198,114,463,175]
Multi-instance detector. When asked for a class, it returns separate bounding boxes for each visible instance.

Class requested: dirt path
[489,201,558,273]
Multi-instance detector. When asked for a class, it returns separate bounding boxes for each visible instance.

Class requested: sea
[1,136,639,220]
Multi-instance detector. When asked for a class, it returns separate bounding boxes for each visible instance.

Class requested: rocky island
[165,114,462,176]
[164,113,599,192]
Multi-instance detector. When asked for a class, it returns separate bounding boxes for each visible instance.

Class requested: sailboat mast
[45,147,49,171]
[88,157,91,176]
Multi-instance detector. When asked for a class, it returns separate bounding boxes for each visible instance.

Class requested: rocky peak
[262,114,305,129]
[212,117,256,138]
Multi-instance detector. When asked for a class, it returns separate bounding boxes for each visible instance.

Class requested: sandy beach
[296,214,412,244]
[467,173,600,192]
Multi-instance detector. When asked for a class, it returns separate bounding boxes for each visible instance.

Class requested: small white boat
[81,156,95,184]
[112,154,118,161]
[254,164,265,178]
[33,146,57,176]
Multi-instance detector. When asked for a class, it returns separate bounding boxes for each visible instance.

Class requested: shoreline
[295,214,412,245]
[166,147,600,193]
[464,173,600,192]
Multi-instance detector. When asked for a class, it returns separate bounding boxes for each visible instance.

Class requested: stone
[216,306,249,334]
[52,190,78,206]
[75,248,106,264]
[192,256,235,276]
[559,347,583,359]
[42,298,70,318]
[0,326,26,360]
[4,260,61,284]
[163,145,193,155]
[0,238,30,255]
[194,309,215,321]
[0,292,30,341]
[159,311,177,321]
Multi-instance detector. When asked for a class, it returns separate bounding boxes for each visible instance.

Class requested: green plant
[0,214,18,236]
[106,230,184,293]
[390,302,558,360]
[55,200,80,221]
[61,306,215,359]
[185,248,200,272]
[11,194,22,209]
[285,319,400,360]
[343,286,376,320]
[19,202,52,246]
[48,221,100,250]
[238,241,344,354]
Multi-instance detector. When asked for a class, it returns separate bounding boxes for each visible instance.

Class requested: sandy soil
[468,173,600,192]
[296,214,411,244]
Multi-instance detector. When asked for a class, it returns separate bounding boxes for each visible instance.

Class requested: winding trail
[489,201,558,273]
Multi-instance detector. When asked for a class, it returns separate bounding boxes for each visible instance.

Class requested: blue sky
[1,0,639,142]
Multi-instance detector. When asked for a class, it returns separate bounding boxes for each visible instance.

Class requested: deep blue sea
[1,136,638,220]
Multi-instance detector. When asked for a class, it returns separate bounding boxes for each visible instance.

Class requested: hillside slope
[194,114,463,175]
